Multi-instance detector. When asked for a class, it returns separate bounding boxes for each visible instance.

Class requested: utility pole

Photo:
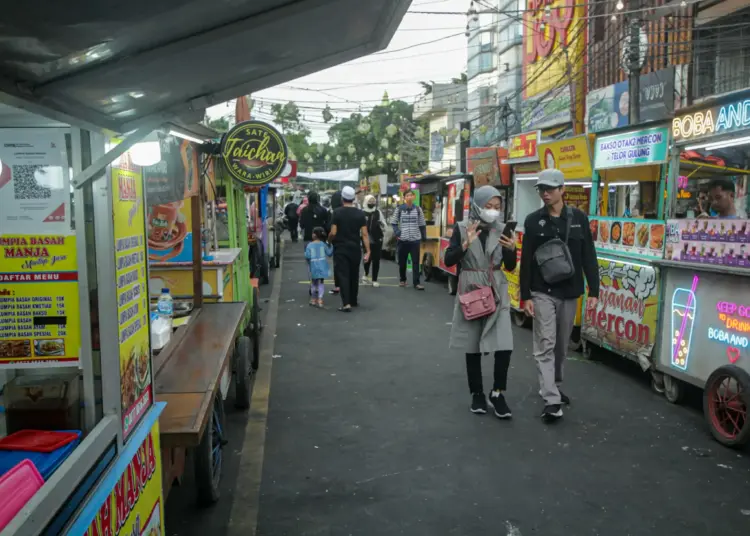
[627,0,643,125]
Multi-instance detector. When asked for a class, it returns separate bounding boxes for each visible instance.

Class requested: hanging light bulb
[450,128,459,138]
[306,166,313,173]
[415,126,425,139]
[680,0,687,6]
[368,153,375,162]
[461,128,471,140]
[377,157,385,167]
[386,152,394,161]
[611,14,617,21]
[439,126,448,137]
[336,154,342,162]
[347,144,356,155]
[465,23,470,38]
[357,121,371,134]
[361,156,366,164]
[479,125,488,135]
[306,156,313,164]
[360,163,367,171]
[616,0,624,10]
[380,138,390,149]
[385,124,398,137]
[325,154,331,161]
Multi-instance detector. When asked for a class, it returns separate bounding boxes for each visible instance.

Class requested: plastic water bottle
[156,288,174,330]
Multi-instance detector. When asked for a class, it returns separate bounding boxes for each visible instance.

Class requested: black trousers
[287,218,298,242]
[397,240,421,285]
[363,241,382,281]
[334,247,361,307]
[466,351,512,394]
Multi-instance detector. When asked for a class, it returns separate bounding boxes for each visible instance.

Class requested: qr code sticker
[13,165,51,200]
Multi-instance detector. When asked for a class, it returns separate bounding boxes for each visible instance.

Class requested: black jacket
[364,210,384,243]
[519,206,599,300]
[284,202,299,221]
[300,204,330,241]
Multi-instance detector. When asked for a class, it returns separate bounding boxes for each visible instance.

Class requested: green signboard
[593,126,670,169]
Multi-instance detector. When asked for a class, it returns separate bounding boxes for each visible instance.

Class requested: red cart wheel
[704,365,750,448]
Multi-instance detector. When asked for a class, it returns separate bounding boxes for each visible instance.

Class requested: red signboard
[466,147,510,187]
[508,132,540,160]
[447,184,456,226]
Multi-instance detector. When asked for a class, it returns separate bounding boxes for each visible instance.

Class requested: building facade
[413,83,468,173]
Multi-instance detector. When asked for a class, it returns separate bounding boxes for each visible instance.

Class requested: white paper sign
[0,129,70,235]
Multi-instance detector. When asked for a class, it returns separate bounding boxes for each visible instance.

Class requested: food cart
[581,126,671,373]
[413,173,473,293]
[650,93,750,447]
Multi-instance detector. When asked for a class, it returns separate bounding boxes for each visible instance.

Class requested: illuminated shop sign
[672,98,750,143]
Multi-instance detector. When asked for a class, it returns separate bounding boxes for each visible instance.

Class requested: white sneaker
[361,276,370,285]
[372,281,380,288]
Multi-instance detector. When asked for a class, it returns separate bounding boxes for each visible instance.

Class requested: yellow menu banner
[72,416,165,536]
[112,162,153,439]
[0,234,80,366]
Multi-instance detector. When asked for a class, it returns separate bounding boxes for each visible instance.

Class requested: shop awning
[679,160,750,177]
[0,0,410,134]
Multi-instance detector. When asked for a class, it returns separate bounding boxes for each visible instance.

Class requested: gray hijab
[470,185,504,229]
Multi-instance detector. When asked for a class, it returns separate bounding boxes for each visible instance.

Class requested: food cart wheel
[251,287,260,371]
[581,341,593,360]
[703,365,750,448]
[650,370,666,394]
[195,393,226,506]
[447,275,458,296]
[234,336,253,409]
[568,326,582,352]
[512,311,529,328]
[422,252,434,282]
[663,374,683,404]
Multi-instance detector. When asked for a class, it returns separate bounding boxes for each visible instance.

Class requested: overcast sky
[207,0,469,141]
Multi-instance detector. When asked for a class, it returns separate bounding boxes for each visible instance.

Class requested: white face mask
[479,208,501,223]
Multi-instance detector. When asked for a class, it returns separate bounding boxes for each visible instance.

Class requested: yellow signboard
[522,0,586,99]
[68,411,165,536]
[504,232,524,310]
[112,163,153,439]
[0,235,80,366]
[538,135,594,180]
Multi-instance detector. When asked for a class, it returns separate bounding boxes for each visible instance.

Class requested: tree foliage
[206,116,229,132]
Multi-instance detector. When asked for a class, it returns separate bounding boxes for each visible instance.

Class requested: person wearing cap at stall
[328,186,371,312]
[519,168,599,422]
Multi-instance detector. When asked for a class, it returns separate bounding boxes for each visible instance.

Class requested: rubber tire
[663,374,683,404]
[422,253,434,282]
[568,326,582,352]
[234,336,252,409]
[251,287,260,371]
[703,365,750,448]
[650,371,666,394]
[195,393,225,506]
[512,311,529,328]
[447,275,458,296]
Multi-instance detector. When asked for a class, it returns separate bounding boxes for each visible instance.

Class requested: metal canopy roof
[0,0,410,134]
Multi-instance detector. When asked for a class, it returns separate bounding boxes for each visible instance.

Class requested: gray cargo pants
[532,292,579,405]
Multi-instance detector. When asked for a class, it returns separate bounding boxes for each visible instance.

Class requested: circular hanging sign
[220,120,288,186]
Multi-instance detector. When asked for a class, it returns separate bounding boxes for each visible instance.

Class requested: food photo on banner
[590,216,666,257]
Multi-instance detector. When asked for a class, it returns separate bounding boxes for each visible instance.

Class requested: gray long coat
[448,221,514,353]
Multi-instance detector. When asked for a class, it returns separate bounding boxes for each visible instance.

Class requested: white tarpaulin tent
[296,169,360,182]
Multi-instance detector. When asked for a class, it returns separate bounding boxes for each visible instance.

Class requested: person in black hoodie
[361,194,385,286]
[328,190,343,294]
[283,200,299,242]
[299,191,329,243]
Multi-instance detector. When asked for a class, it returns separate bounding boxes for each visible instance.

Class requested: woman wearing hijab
[361,194,385,287]
[444,185,517,419]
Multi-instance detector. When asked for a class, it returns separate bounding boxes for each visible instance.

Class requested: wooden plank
[157,392,211,447]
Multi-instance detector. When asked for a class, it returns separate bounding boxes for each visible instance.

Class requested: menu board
[112,162,153,439]
[0,235,80,367]
[563,186,590,213]
[665,218,750,268]
[589,216,665,258]
[582,257,660,368]
[65,408,165,536]
[0,129,71,235]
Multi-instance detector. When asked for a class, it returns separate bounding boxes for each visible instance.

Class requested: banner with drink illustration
[665,218,750,268]
[146,200,194,263]
[65,408,165,536]
[112,162,153,440]
[0,234,80,367]
[589,215,665,258]
[582,257,660,369]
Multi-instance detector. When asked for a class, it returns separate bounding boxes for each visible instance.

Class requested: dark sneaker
[470,393,487,414]
[559,390,571,405]
[542,404,563,421]
[488,390,512,419]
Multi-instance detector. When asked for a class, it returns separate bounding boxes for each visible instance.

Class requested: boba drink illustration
[671,275,699,371]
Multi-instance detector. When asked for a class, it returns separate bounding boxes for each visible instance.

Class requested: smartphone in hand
[502,221,517,238]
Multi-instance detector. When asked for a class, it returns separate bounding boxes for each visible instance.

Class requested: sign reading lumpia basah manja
[221,120,288,187]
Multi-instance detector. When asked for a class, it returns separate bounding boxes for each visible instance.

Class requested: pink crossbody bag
[457,268,497,321]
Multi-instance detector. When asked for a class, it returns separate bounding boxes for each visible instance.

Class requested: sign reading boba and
[593,127,670,169]
[672,97,750,143]
[221,120,288,186]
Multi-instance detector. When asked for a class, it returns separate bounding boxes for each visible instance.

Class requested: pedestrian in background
[391,189,426,290]
[361,194,385,287]
[299,191,329,244]
[445,185,517,419]
[329,190,343,295]
[328,186,370,312]
[305,227,333,308]
[284,199,299,242]
[519,169,599,422]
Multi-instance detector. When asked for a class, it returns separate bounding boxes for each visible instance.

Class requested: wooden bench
[154,302,247,448]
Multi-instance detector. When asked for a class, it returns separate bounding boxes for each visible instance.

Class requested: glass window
[468,31,493,58]
[468,52,494,79]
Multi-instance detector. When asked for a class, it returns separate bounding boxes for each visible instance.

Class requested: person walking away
[284,200,299,242]
[328,186,370,312]
[305,227,333,307]
[445,186,517,419]
[361,194,385,287]
[299,191,330,243]
[328,190,343,295]
[391,189,427,290]
[519,169,599,422]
